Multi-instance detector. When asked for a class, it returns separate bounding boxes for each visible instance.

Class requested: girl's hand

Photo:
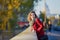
[31,29,35,32]
[31,27,35,32]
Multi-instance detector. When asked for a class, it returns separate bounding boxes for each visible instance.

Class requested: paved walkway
[10,26,38,40]
[10,26,60,40]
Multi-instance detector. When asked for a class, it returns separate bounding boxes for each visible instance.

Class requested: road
[46,26,60,40]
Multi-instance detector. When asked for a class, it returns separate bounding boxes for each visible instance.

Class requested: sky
[33,0,60,17]
[46,0,60,14]
[40,0,60,14]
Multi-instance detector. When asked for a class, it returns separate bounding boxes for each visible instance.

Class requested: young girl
[27,11,45,40]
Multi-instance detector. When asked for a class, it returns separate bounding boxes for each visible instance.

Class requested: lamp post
[44,0,46,23]
[42,0,46,23]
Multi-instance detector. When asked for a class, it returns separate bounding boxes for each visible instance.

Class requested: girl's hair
[27,11,37,22]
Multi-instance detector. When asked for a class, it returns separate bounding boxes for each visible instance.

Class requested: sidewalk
[10,26,38,40]
[10,26,60,40]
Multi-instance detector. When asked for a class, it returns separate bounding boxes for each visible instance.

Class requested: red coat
[33,18,44,37]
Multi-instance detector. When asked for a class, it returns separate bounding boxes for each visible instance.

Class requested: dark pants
[48,26,52,32]
[36,33,48,40]
[48,24,52,32]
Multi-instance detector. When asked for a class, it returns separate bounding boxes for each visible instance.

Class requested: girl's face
[31,13,35,20]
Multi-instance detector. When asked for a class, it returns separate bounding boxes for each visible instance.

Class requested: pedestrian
[27,11,45,40]
[48,21,52,32]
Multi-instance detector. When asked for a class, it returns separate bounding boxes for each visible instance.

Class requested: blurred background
[0,0,60,40]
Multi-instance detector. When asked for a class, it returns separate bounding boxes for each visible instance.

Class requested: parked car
[17,21,29,27]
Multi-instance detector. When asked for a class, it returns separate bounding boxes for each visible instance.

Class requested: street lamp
[44,0,46,23]
[42,0,46,23]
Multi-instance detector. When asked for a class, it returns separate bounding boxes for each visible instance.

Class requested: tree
[20,0,34,17]
[39,11,49,23]
[0,0,34,31]
[0,0,21,31]
[39,11,45,22]
[57,18,60,26]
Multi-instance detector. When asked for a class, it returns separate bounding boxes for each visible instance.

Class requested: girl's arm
[36,18,43,31]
